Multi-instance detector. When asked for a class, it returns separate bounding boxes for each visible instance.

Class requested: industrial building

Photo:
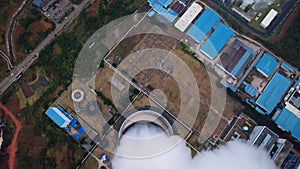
[248,126,294,167]
[218,39,256,79]
[281,151,300,169]
[148,0,192,22]
[231,0,276,23]
[274,108,300,141]
[260,9,278,29]
[45,106,73,128]
[255,53,278,77]
[255,72,291,114]
[186,8,220,42]
[174,2,203,32]
[200,23,235,60]
[273,78,300,141]
[244,83,258,97]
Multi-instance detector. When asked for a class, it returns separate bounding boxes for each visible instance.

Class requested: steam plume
[112,123,277,169]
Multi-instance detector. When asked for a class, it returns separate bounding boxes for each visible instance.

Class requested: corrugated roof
[260,9,278,29]
[256,53,278,77]
[245,83,258,97]
[186,8,220,42]
[73,134,80,141]
[256,72,291,114]
[231,51,252,77]
[159,0,173,7]
[275,108,300,141]
[200,23,235,60]
[45,107,71,128]
[174,2,203,32]
[78,126,86,136]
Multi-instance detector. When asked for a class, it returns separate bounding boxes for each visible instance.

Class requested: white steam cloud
[112,123,278,169]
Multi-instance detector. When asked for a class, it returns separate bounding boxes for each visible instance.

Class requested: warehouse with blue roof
[244,83,258,97]
[186,8,220,43]
[230,50,255,78]
[255,53,278,77]
[274,108,300,141]
[148,0,179,22]
[255,72,291,114]
[200,23,235,60]
[45,106,73,128]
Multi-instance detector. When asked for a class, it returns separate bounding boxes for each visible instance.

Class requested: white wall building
[174,2,203,32]
[260,9,278,29]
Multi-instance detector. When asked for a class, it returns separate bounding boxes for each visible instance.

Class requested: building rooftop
[245,83,258,97]
[200,23,235,60]
[260,9,278,29]
[256,72,291,114]
[219,39,256,79]
[33,0,43,7]
[186,8,220,42]
[45,107,73,128]
[174,2,203,32]
[255,53,278,77]
[248,126,278,151]
[275,108,300,141]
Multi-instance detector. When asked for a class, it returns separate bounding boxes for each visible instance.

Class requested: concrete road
[0,0,94,95]
[6,0,28,63]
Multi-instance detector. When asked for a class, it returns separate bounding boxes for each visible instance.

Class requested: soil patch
[0,102,22,169]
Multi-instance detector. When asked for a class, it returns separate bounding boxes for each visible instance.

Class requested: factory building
[255,53,278,78]
[200,23,235,60]
[186,8,220,42]
[260,9,278,29]
[249,126,293,167]
[273,78,300,141]
[174,2,203,32]
[255,72,291,114]
[45,106,73,128]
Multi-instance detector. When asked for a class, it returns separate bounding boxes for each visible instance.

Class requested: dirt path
[0,102,22,169]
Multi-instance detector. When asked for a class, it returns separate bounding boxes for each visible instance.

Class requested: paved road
[205,0,298,36]
[0,0,94,95]
[0,50,13,70]
[6,0,28,63]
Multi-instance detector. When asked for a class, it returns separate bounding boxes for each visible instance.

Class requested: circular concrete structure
[71,89,84,102]
[116,108,176,142]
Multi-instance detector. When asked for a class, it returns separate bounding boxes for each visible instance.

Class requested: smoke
[112,123,278,169]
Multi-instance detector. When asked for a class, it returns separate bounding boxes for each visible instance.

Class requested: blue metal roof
[148,10,155,17]
[159,0,173,7]
[187,8,220,43]
[78,126,86,136]
[230,48,254,78]
[100,153,110,163]
[57,105,73,120]
[70,119,78,127]
[293,78,300,88]
[255,53,278,77]
[73,134,80,141]
[33,0,42,6]
[148,0,173,9]
[281,63,295,73]
[45,108,68,127]
[159,8,178,22]
[245,83,258,97]
[256,72,291,114]
[275,108,300,141]
[200,23,235,59]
